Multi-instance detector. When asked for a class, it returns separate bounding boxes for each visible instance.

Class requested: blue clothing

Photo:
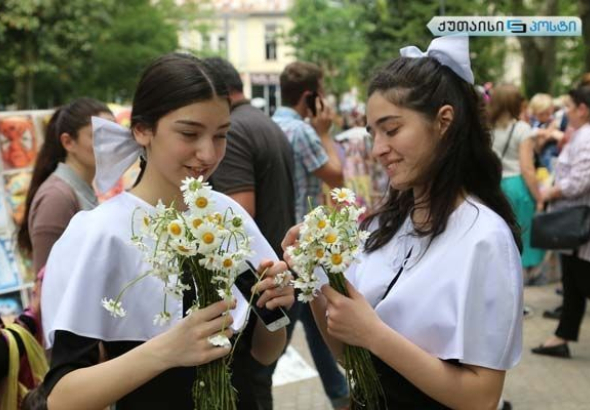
[272,107,328,222]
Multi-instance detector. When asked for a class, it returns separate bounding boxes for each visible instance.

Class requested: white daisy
[331,188,356,204]
[208,334,232,348]
[194,222,223,254]
[171,239,197,256]
[186,188,214,214]
[102,298,126,318]
[322,226,340,247]
[153,311,172,326]
[164,282,191,299]
[322,249,352,273]
[167,219,186,239]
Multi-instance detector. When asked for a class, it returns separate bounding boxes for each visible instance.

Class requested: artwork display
[0,115,38,170]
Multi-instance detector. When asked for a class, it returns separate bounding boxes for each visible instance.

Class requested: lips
[384,158,402,168]
[184,166,210,179]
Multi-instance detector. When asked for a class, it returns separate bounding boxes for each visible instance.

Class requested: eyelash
[386,128,399,137]
[181,132,199,138]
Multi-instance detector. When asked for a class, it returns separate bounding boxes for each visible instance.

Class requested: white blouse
[345,197,523,370]
[41,191,278,348]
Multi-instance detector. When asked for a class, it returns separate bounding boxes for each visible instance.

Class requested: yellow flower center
[202,232,215,244]
[169,223,182,236]
[195,197,208,208]
[178,245,189,253]
[223,259,233,268]
[315,249,325,258]
[338,192,347,199]
[331,254,343,265]
[325,233,338,244]
[317,220,327,229]
[192,218,203,229]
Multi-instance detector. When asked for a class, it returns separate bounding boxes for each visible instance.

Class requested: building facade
[181,0,295,115]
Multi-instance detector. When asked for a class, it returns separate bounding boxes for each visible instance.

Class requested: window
[265,25,277,61]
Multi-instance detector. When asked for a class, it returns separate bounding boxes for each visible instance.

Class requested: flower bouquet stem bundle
[325,269,384,410]
[287,188,385,409]
[185,257,236,410]
[104,176,253,410]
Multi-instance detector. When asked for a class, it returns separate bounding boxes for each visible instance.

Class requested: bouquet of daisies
[286,187,384,409]
[102,176,252,410]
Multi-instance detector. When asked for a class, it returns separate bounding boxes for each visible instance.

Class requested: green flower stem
[328,271,386,409]
[187,256,237,410]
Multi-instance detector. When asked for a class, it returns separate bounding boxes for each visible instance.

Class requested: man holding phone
[205,57,296,410]
[272,61,348,410]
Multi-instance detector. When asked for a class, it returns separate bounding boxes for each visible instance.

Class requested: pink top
[28,175,80,274]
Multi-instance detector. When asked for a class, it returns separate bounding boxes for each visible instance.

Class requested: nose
[371,131,390,160]
[194,136,217,165]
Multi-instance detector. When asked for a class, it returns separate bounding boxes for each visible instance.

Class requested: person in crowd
[283,36,522,410]
[273,61,349,409]
[18,98,114,275]
[488,84,545,283]
[37,53,294,409]
[529,93,561,171]
[204,56,296,410]
[532,85,590,359]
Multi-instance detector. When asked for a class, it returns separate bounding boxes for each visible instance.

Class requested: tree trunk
[512,0,559,97]
[16,34,36,109]
[580,0,590,72]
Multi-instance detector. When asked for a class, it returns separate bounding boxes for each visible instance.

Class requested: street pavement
[272,284,590,410]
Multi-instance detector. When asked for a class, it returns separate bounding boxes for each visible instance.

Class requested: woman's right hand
[148,300,235,369]
[281,223,303,266]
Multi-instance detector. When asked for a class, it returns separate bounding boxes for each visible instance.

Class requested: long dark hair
[361,57,522,253]
[130,53,230,185]
[17,98,112,256]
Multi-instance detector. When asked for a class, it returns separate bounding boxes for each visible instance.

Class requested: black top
[42,321,260,410]
[209,100,296,257]
[364,354,459,409]
[41,271,262,409]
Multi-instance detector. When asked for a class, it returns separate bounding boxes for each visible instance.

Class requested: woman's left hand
[322,280,384,350]
[253,260,295,311]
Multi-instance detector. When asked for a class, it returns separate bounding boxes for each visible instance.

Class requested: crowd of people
[0,34,589,410]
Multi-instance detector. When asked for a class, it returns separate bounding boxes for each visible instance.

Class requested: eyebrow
[175,120,231,130]
[366,115,402,133]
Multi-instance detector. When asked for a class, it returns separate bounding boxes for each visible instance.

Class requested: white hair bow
[92,116,143,193]
[399,36,474,84]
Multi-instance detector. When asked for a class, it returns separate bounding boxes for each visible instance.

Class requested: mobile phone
[234,261,291,332]
[305,91,324,117]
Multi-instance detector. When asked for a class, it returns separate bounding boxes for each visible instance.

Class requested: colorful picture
[3,170,33,226]
[0,115,38,171]
[0,236,19,290]
[0,291,23,318]
[0,192,11,233]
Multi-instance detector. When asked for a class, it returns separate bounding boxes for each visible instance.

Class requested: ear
[436,105,454,138]
[60,132,76,153]
[132,123,154,148]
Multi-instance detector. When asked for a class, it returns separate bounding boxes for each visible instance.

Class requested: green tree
[0,0,116,108]
[287,0,371,100]
[74,0,179,103]
[359,0,507,85]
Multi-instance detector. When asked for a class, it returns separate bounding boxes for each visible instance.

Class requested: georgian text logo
[427,16,581,37]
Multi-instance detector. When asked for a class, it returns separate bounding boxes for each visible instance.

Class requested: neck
[495,114,514,128]
[63,158,94,186]
[410,186,466,229]
[289,102,307,119]
[130,165,186,211]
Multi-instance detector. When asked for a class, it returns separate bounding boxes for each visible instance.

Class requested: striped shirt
[550,123,590,262]
[272,107,328,222]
